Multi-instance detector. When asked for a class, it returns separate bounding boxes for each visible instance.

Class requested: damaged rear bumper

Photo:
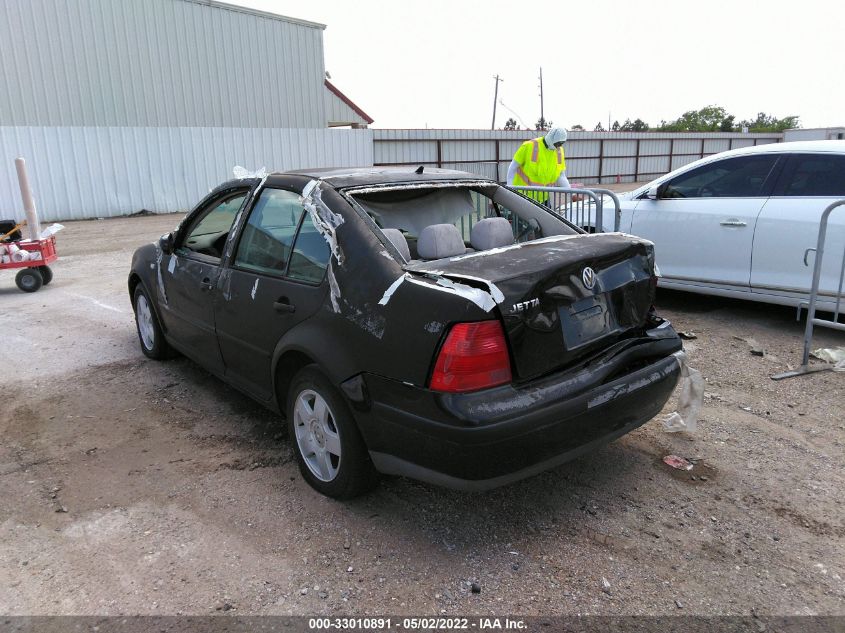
[348,323,683,491]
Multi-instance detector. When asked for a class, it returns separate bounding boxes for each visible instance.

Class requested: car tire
[38,265,53,285]
[15,268,43,293]
[133,285,172,360]
[287,365,378,499]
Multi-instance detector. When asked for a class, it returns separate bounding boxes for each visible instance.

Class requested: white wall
[0,127,373,221]
[784,128,845,142]
[0,0,327,128]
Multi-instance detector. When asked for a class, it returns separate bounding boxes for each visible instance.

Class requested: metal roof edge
[179,0,326,29]
[325,80,374,124]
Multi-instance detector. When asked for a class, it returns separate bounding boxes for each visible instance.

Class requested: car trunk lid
[405,233,657,381]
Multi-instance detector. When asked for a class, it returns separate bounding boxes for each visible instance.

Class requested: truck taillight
[429,321,512,393]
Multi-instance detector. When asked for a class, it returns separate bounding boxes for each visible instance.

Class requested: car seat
[417,224,467,260]
[470,217,514,251]
[381,228,411,262]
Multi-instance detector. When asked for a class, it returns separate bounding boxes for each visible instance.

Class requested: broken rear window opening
[346,184,580,263]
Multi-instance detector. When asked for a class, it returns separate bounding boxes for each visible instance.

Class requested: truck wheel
[15,268,43,292]
[38,265,53,285]
[133,285,172,360]
[288,365,378,499]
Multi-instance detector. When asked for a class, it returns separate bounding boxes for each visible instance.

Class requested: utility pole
[491,75,503,130]
[538,67,544,129]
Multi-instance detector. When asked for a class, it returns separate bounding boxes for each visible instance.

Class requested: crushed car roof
[274,166,483,189]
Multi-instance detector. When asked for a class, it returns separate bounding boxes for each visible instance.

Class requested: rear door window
[235,189,305,275]
[773,154,845,197]
[662,155,780,198]
[287,219,331,284]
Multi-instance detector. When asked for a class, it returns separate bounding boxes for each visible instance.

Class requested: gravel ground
[0,212,843,616]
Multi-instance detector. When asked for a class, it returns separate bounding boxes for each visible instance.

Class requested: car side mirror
[646,185,660,200]
[159,232,175,255]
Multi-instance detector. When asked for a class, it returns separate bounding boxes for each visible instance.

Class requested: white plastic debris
[9,243,30,262]
[300,180,345,313]
[811,347,845,364]
[662,412,686,432]
[302,180,344,265]
[662,359,704,433]
[39,223,64,239]
[233,165,268,179]
[378,275,406,306]
[434,276,498,312]
[326,263,341,313]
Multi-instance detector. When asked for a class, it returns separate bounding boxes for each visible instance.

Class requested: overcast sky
[227,0,842,131]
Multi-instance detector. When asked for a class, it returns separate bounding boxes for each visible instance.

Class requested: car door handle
[199,277,214,291]
[719,219,747,227]
[273,298,296,314]
[804,248,816,267]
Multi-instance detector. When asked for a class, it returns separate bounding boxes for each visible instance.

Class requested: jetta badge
[582,267,597,290]
[511,298,540,313]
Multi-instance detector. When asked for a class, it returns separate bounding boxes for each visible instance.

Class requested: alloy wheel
[293,389,341,482]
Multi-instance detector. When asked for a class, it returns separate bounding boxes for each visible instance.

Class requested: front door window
[180,191,247,259]
[662,155,780,198]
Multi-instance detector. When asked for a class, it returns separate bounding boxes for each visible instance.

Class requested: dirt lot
[1,212,843,617]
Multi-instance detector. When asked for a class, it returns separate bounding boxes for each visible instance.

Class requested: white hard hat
[545,127,568,147]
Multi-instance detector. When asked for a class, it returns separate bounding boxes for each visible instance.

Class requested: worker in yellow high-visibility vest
[506,127,571,205]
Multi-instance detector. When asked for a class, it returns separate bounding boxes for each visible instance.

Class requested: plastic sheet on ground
[662,359,704,433]
[811,347,845,364]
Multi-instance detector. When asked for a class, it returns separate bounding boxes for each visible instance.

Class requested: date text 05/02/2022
[308,617,528,630]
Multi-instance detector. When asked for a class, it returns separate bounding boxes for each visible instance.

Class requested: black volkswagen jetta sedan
[129,167,684,498]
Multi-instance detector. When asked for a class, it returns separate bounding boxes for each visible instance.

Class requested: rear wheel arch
[271,322,362,393]
[286,364,378,498]
[273,349,316,414]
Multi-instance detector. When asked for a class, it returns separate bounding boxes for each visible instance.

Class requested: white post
[15,158,42,241]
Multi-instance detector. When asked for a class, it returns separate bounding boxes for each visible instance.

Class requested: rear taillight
[429,321,512,393]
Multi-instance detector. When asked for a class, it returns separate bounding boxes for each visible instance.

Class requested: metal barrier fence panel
[772,199,845,380]
[510,186,621,233]
[373,132,782,185]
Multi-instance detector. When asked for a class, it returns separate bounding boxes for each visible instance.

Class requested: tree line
[504,106,799,133]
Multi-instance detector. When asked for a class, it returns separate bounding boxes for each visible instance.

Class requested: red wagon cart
[0,235,58,292]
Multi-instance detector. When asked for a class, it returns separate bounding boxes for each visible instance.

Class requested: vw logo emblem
[582,267,597,290]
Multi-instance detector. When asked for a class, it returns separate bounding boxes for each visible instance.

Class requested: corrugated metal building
[0,0,374,220]
[0,0,802,223]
